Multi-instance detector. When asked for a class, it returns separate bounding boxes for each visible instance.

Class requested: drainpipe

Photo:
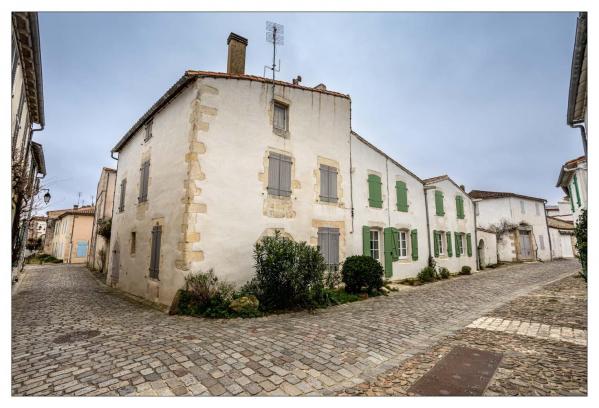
[472,199,481,269]
[570,124,587,157]
[348,131,354,234]
[68,215,76,264]
[543,201,553,261]
[385,158,391,226]
[423,186,435,264]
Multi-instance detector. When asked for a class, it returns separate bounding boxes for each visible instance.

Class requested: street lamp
[40,188,51,204]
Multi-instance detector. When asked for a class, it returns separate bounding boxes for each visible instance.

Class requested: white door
[560,235,574,258]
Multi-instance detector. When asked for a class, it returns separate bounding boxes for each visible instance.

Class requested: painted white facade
[425,178,477,273]
[473,196,551,262]
[549,227,575,259]
[568,165,587,222]
[476,229,498,267]
[349,134,429,280]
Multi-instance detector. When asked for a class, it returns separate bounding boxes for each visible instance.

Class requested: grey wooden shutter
[318,227,339,266]
[318,228,329,265]
[319,165,329,201]
[139,161,150,202]
[144,121,153,142]
[279,155,292,196]
[328,167,338,202]
[149,224,162,279]
[119,179,126,212]
[267,154,280,195]
[267,153,292,197]
[330,229,339,265]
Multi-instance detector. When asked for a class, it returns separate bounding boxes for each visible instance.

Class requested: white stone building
[107,33,440,307]
[556,155,587,223]
[88,167,117,273]
[469,190,552,262]
[423,176,477,273]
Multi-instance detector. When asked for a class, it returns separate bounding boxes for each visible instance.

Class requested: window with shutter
[466,233,472,257]
[383,228,394,277]
[433,230,439,257]
[454,232,461,257]
[435,190,445,216]
[456,196,465,219]
[149,224,162,279]
[267,153,292,197]
[446,231,453,257]
[539,235,545,250]
[520,200,525,214]
[273,102,288,132]
[370,229,381,261]
[138,160,150,203]
[573,175,581,207]
[13,84,25,145]
[118,179,126,212]
[319,165,338,203]
[410,229,418,261]
[144,120,153,142]
[368,174,383,208]
[362,226,371,256]
[398,230,408,258]
[318,227,340,269]
[395,180,408,212]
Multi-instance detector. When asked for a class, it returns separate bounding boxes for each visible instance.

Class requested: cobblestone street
[339,274,587,396]
[12,260,582,396]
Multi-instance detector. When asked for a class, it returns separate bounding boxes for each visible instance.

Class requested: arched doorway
[477,239,486,269]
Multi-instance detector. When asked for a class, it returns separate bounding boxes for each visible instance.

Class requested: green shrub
[321,288,360,306]
[324,267,342,289]
[460,266,472,275]
[181,269,235,317]
[228,296,261,318]
[417,266,437,282]
[251,231,326,311]
[341,256,384,294]
[575,209,587,281]
[439,267,450,279]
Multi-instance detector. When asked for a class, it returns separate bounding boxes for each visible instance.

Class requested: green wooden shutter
[456,196,464,219]
[573,175,581,207]
[569,194,575,212]
[435,190,445,216]
[392,229,400,261]
[411,229,418,261]
[454,232,461,257]
[362,226,370,256]
[446,231,453,257]
[466,233,472,257]
[395,180,408,212]
[433,230,439,257]
[383,227,394,277]
[368,174,383,208]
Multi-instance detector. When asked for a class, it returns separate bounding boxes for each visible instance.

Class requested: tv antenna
[265,21,284,101]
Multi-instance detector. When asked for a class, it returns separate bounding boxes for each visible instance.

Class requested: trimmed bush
[460,266,472,275]
[439,267,450,279]
[575,209,587,280]
[251,231,326,311]
[417,266,437,282]
[179,269,235,318]
[341,256,384,294]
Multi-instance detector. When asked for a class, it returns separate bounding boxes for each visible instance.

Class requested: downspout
[472,199,480,269]
[349,132,354,234]
[68,215,76,264]
[570,124,587,157]
[423,186,435,264]
[385,158,391,226]
[544,201,553,261]
[108,151,119,278]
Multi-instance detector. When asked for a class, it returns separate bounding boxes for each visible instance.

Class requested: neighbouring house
[567,12,587,156]
[547,216,576,259]
[107,32,446,308]
[26,215,47,254]
[50,206,95,264]
[423,176,477,273]
[11,12,47,275]
[43,209,68,254]
[88,167,117,273]
[545,196,575,222]
[350,132,429,280]
[556,155,587,223]
[476,228,498,268]
[469,190,552,262]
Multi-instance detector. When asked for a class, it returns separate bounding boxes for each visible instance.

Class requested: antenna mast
[265,21,284,102]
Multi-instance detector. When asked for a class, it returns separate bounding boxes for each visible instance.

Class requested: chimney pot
[227,32,248,75]
[73,204,79,209]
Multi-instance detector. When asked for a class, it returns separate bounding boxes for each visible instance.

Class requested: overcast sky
[35,12,582,213]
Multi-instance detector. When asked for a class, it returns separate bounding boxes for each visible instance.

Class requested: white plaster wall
[571,166,588,222]
[189,77,352,287]
[475,196,551,261]
[427,179,477,273]
[349,136,429,280]
[107,84,194,305]
[557,199,574,221]
[476,230,498,267]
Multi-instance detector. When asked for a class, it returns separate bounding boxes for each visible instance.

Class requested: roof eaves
[567,12,587,126]
[350,131,424,184]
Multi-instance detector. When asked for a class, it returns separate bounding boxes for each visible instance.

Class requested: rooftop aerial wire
[265,21,284,102]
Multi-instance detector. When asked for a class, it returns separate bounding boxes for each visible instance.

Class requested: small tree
[574,209,587,281]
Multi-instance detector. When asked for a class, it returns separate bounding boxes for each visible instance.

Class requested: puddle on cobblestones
[408,346,503,396]
[53,330,101,344]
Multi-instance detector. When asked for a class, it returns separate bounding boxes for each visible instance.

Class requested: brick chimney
[227,33,248,75]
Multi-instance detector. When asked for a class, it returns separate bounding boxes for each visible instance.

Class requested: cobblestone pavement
[338,274,587,396]
[12,260,579,396]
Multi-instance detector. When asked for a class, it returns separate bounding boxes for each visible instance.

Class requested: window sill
[273,128,290,138]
